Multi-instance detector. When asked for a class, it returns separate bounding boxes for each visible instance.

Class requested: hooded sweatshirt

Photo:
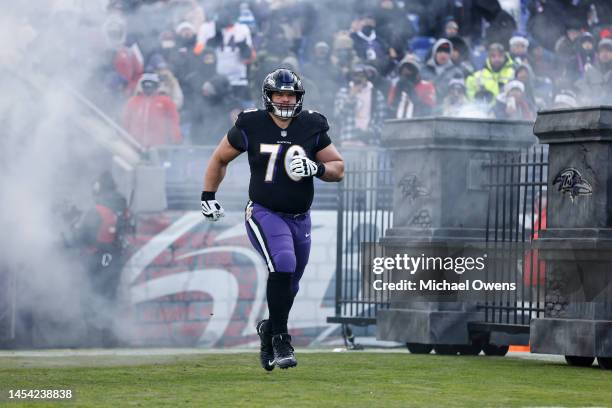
[425,38,455,77]
[123,76,182,147]
[388,55,436,118]
[422,39,464,99]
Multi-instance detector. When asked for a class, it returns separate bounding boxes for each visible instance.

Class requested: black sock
[288,288,297,312]
[266,272,293,335]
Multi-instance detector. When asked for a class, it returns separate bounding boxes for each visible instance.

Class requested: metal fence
[477,146,548,332]
[328,150,394,326]
[329,146,550,337]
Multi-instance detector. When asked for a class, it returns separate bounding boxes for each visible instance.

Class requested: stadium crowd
[94,0,612,147]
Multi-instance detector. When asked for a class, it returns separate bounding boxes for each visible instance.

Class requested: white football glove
[201,191,225,221]
[290,155,321,178]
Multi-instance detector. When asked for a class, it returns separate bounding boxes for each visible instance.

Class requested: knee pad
[272,250,296,273]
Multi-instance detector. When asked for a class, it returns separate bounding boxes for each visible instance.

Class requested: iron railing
[329,150,394,326]
[328,145,550,335]
[480,146,548,329]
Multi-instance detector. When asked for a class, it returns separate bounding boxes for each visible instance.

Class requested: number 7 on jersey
[260,143,306,182]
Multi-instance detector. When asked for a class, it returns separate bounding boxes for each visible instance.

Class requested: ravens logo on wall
[398,174,430,201]
[552,168,593,202]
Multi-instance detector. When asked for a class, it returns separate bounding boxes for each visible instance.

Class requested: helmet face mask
[262,69,305,119]
[269,95,299,119]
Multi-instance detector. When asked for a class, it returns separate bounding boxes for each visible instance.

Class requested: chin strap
[271,102,300,118]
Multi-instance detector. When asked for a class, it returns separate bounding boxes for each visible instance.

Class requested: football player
[201,69,344,370]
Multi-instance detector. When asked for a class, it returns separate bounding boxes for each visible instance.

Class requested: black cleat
[272,333,297,369]
[256,320,275,371]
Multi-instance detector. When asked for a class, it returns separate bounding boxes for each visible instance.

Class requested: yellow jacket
[466,54,515,101]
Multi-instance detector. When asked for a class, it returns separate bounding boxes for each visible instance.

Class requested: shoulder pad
[302,110,330,132]
[235,109,265,129]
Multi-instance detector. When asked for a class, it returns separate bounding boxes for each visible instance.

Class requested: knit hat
[398,54,421,72]
[504,80,524,93]
[175,21,196,35]
[553,93,577,108]
[445,20,459,31]
[488,42,505,54]
[140,72,160,84]
[363,64,379,78]
[314,41,331,52]
[351,64,368,76]
[598,38,612,51]
[579,32,595,45]
[509,35,529,48]
[448,78,466,91]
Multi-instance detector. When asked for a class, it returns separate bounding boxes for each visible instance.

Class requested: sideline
[0,348,564,363]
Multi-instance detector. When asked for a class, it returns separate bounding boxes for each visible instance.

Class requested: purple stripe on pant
[245,201,311,295]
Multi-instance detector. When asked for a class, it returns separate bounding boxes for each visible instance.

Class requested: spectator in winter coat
[331,32,360,83]
[350,13,395,76]
[364,64,391,103]
[514,64,538,111]
[153,30,178,67]
[169,22,202,107]
[509,35,530,68]
[387,55,436,119]
[157,67,184,110]
[147,59,184,110]
[449,36,475,78]
[492,80,536,121]
[441,78,468,117]
[555,18,584,59]
[576,38,612,104]
[104,16,143,96]
[175,21,200,63]
[423,38,453,79]
[552,89,578,109]
[529,39,559,79]
[563,32,597,84]
[443,18,459,39]
[334,65,388,146]
[203,6,255,101]
[122,73,182,148]
[422,38,464,100]
[466,43,515,102]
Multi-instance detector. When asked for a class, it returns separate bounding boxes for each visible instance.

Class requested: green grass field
[1,351,610,407]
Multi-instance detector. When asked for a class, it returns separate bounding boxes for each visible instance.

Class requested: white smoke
[0,2,132,347]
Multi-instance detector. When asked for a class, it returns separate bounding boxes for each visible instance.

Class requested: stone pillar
[530,106,612,368]
[376,117,535,350]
